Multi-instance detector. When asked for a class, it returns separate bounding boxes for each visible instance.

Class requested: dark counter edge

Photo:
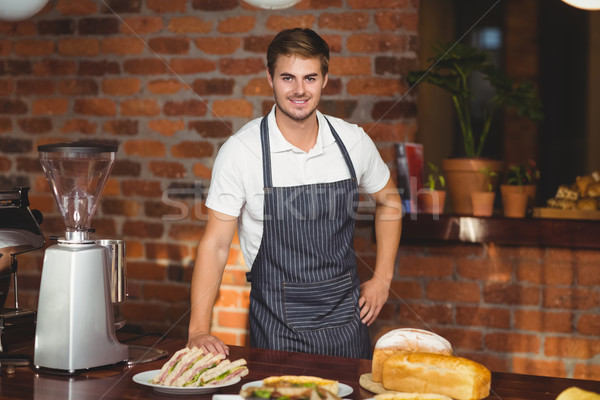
[399,213,600,250]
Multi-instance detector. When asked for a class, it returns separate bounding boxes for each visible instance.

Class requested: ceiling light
[0,0,49,21]
[243,0,301,10]
[561,0,600,10]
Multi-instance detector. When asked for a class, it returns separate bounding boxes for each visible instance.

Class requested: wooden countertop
[1,334,599,399]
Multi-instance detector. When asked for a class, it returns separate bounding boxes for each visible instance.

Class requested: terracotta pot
[417,190,446,215]
[470,191,495,217]
[442,158,504,215]
[501,185,529,218]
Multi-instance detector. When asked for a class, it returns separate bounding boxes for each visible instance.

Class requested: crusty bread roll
[262,375,338,395]
[557,387,600,400]
[375,392,452,400]
[381,352,490,400]
[372,329,452,383]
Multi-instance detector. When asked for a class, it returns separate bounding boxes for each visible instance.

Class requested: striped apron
[245,116,372,359]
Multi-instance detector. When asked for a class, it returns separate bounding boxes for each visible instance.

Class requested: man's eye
[282,76,292,81]
[306,77,315,82]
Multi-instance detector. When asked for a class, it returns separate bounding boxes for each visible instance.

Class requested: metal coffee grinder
[34,141,128,372]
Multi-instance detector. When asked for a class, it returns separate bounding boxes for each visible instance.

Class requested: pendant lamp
[561,0,600,10]
[0,0,49,21]
[243,0,301,10]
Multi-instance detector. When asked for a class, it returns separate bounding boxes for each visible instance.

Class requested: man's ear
[322,73,328,89]
[266,68,274,88]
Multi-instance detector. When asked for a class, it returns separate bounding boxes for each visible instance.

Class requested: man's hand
[187,332,230,356]
[358,278,390,326]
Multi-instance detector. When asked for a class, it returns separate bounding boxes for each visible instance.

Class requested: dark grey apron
[245,116,372,359]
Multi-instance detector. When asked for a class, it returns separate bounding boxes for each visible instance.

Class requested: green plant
[506,160,540,186]
[425,161,445,190]
[479,167,498,192]
[407,42,544,158]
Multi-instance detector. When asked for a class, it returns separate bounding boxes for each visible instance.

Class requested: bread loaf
[556,387,600,400]
[372,329,452,383]
[374,392,452,400]
[381,352,490,400]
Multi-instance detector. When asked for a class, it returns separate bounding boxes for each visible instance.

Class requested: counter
[1,334,599,399]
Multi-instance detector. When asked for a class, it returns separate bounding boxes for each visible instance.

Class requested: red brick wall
[1,0,418,344]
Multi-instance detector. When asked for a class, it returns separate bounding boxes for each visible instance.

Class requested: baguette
[382,352,490,400]
[263,375,338,395]
[372,329,452,383]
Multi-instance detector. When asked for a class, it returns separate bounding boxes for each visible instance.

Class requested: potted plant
[471,167,497,217]
[407,42,544,215]
[501,160,540,217]
[417,162,446,215]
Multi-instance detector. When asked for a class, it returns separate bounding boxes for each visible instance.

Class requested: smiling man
[187,28,402,359]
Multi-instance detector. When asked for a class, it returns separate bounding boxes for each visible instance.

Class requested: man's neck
[274,109,319,153]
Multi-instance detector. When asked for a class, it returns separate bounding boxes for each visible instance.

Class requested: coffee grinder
[34,141,128,372]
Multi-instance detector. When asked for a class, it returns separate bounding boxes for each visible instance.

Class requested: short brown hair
[266,28,329,78]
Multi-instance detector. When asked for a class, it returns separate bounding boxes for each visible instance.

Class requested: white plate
[241,380,353,397]
[133,369,242,395]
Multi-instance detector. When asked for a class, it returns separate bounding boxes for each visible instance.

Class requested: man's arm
[187,208,238,355]
[358,177,402,326]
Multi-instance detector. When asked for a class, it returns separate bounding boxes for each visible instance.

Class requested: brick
[78,60,120,76]
[58,79,98,95]
[149,119,185,136]
[101,198,140,217]
[0,21,36,37]
[219,57,264,75]
[397,255,453,277]
[103,119,138,135]
[123,220,164,239]
[347,0,410,9]
[375,56,417,76]
[171,141,214,159]
[0,119,11,133]
[33,60,76,76]
[0,100,27,114]
[146,242,190,261]
[193,162,212,179]
[577,263,600,286]
[100,0,141,13]
[168,17,212,34]
[18,118,52,134]
[32,98,68,115]
[124,58,166,75]
[543,287,600,310]
[13,40,54,56]
[78,17,120,35]
[456,258,513,283]
[146,0,187,13]
[56,0,98,15]
[112,160,142,176]
[295,0,344,9]
[426,280,480,303]
[577,314,600,335]
[164,99,207,116]
[361,121,416,143]
[195,37,241,55]
[516,261,543,284]
[122,302,166,321]
[218,16,256,34]
[484,282,540,305]
[4,60,32,76]
[192,0,237,11]
[0,80,12,96]
[57,38,100,57]
[121,17,163,35]
[512,357,566,378]
[545,336,600,359]
[347,78,406,96]
[168,223,204,242]
[16,156,43,172]
[216,309,248,329]
[101,37,145,55]
[74,98,116,116]
[387,280,422,299]
[456,305,511,328]
[0,40,10,56]
[148,79,185,95]
[374,11,418,31]
[37,19,76,35]
[243,78,271,97]
[264,15,316,32]
[485,332,540,353]
[212,99,253,118]
[169,58,216,75]
[121,180,163,197]
[191,79,235,96]
[102,178,120,196]
[573,363,600,380]
[436,327,484,351]
[189,120,233,138]
[60,118,97,134]
[102,78,140,95]
[319,100,357,119]
[514,310,573,333]
[329,57,372,76]
[319,12,369,30]
[148,37,190,55]
[123,140,165,157]
[144,283,190,303]
[347,33,406,53]
[120,98,161,116]
[398,302,453,324]
[372,100,417,119]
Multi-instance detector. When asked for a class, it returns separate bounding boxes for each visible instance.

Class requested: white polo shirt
[205,107,390,268]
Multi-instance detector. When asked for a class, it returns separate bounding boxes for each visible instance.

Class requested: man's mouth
[290,98,309,104]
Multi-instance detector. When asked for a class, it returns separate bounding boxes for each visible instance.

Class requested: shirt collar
[267,106,335,154]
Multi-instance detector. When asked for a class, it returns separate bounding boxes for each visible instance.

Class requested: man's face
[267,54,328,123]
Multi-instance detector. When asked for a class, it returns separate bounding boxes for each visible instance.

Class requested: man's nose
[293,80,305,94]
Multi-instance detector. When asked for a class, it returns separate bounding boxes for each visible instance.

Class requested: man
[187,28,402,359]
